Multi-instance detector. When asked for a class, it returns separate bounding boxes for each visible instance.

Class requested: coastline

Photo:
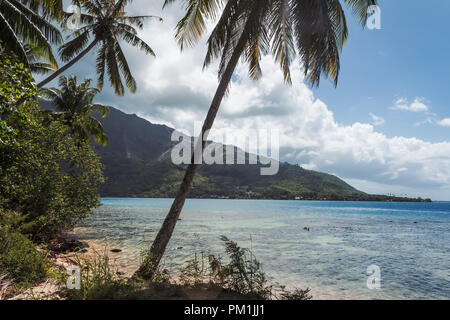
[98,196,433,203]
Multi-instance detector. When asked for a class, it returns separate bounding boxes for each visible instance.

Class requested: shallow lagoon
[76,198,450,299]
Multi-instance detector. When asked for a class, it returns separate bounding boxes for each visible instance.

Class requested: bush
[217,236,271,298]
[0,226,48,287]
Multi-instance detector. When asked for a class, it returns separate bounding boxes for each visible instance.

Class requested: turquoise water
[77,198,450,299]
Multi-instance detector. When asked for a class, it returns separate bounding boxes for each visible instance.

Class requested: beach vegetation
[0,224,48,290]
[59,250,135,300]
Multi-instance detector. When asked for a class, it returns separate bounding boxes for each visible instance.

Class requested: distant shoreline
[99,196,433,203]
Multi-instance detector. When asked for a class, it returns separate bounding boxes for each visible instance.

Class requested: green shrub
[0,226,47,287]
[179,251,219,285]
[179,236,312,300]
[217,236,270,298]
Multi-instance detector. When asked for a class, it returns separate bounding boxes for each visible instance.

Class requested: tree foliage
[40,75,109,146]
[0,0,62,67]
[0,47,104,241]
[38,0,160,95]
[165,0,377,86]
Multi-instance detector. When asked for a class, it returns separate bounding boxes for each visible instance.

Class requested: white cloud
[391,97,429,112]
[437,118,450,127]
[369,112,385,126]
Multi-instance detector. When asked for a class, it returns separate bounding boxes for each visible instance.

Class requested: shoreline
[98,196,433,203]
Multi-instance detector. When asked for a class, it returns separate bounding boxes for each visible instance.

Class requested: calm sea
[75,198,450,299]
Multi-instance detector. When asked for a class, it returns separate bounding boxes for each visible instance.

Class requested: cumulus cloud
[437,118,450,127]
[391,97,429,112]
[51,1,450,199]
[369,112,385,126]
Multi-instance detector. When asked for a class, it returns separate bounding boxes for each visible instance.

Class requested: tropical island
[1,0,445,304]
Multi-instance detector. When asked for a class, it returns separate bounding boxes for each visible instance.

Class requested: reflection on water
[76,198,450,300]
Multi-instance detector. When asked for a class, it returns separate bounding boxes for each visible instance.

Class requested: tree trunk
[36,39,99,89]
[135,31,249,281]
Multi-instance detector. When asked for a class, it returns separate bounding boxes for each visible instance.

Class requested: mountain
[90,107,428,201]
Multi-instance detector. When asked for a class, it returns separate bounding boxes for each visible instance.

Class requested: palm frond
[25,43,58,71]
[85,116,108,146]
[0,11,28,63]
[269,0,295,84]
[89,103,109,118]
[119,30,155,56]
[10,0,62,45]
[113,41,137,93]
[203,0,241,69]
[58,28,92,62]
[105,39,124,95]
[95,42,107,90]
[1,0,61,64]
[173,0,223,50]
[292,0,342,86]
[39,87,65,109]
[344,0,377,27]
[22,0,63,20]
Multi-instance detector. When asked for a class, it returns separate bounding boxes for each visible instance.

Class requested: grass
[0,226,48,290]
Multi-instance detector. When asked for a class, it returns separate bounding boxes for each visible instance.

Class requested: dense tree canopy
[1,47,104,241]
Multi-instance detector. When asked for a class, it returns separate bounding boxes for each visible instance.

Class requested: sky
[40,1,450,200]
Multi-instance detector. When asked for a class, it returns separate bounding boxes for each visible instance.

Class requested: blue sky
[314,0,450,143]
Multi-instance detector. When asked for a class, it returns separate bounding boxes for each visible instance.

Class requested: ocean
[75,198,450,299]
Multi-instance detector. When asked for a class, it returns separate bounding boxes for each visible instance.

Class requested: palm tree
[0,0,62,67]
[37,0,161,96]
[137,0,378,279]
[40,75,109,146]
[24,43,58,75]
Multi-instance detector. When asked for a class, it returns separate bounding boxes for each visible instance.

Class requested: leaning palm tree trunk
[136,31,249,280]
[37,39,99,89]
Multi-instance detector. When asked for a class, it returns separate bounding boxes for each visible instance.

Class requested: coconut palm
[0,0,62,67]
[24,43,58,75]
[137,0,378,279]
[37,0,161,96]
[40,75,109,146]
